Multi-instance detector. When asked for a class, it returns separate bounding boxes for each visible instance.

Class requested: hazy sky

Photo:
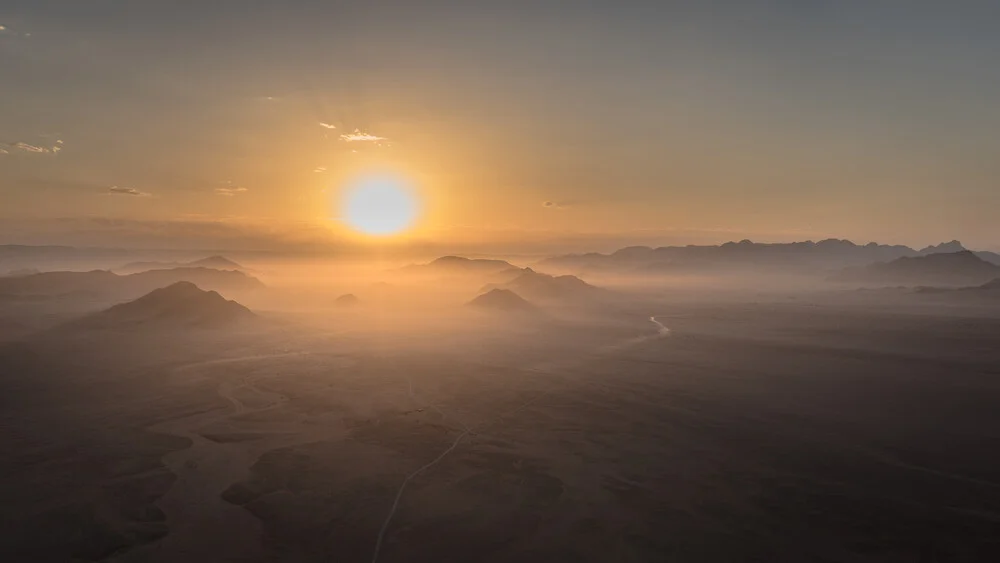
[2,1,999,251]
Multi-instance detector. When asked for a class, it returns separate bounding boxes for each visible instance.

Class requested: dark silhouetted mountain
[118,255,244,274]
[466,289,537,313]
[482,268,604,301]
[335,293,360,307]
[67,282,255,329]
[0,267,264,301]
[836,251,1000,287]
[537,239,927,275]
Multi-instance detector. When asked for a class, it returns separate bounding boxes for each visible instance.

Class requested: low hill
[835,251,1000,287]
[466,289,538,313]
[482,268,604,302]
[67,282,255,329]
[334,293,360,307]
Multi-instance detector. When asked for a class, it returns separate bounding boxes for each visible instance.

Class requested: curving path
[369,316,671,563]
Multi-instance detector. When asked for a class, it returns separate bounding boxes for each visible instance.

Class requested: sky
[2,1,999,252]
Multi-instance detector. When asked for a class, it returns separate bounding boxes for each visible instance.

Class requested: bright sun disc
[341,176,419,236]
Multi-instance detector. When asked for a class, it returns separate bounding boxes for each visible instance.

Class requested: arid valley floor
[2,257,1000,562]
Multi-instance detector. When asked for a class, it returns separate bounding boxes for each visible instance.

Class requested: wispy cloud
[339,129,387,143]
[543,200,579,210]
[319,122,337,129]
[107,186,151,197]
[0,24,31,38]
[1,140,64,155]
[214,180,247,196]
[216,186,248,196]
[314,166,327,173]
[17,143,48,153]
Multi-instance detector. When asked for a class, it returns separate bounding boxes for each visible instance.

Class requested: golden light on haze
[337,174,421,237]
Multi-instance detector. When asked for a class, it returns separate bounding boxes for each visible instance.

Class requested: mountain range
[0,267,264,301]
[836,251,1000,287]
[916,277,1000,298]
[117,255,244,274]
[537,239,1000,275]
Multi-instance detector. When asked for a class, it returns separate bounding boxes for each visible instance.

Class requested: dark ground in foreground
[2,300,1000,562]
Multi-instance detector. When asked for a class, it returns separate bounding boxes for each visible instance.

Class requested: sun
[340,176,420,236]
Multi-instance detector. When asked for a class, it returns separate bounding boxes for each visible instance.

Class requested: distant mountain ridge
[0,267,264,301]
[117,255,244,274]
[402,256,520,275]
[398,256,525,285]
[537,239,1000,275]
[835,251,1000,287]
[65,282,255,329]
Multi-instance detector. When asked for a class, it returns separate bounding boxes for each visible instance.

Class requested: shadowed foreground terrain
[2,282,1000,562]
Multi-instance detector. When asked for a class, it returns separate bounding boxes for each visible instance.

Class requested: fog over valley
[4,2,1000,561]
[2,238,1000,562]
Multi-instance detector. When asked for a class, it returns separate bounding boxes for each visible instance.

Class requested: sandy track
[369,316,671,562]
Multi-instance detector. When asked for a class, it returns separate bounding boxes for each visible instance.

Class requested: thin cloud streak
[215,186,248,196]
[215,180,247,196]
[107,186,151,197]
[1,140,64,155]
[339,129,386,143]
[2,142,49,154]
[542,200,581,210]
